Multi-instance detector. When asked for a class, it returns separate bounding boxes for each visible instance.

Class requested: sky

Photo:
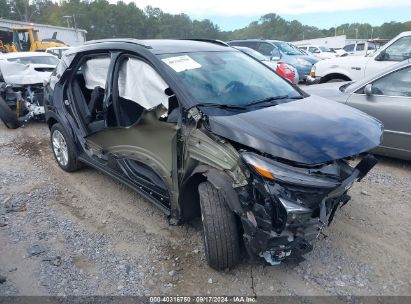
[120,0,411,31]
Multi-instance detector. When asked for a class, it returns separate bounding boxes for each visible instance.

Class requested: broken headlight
[241,152,340,189]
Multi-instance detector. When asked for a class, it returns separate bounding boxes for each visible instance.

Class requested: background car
[308,31,411,83]
[228,39,319,81]
[304,59,411,160]
[299,45,338,60]
[0,52,59,128]
[234,46,300,84]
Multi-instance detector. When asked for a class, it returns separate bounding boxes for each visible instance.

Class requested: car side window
[70,54,111,131]
[371,66,411,97]
[356,43,365,51]
[380,36,411,61]
[258,43,275,56]
[242,41,258,50]
[344,44,355,52]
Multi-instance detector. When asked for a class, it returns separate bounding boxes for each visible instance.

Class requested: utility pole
[355,28,358,40]
[335,24,337,36]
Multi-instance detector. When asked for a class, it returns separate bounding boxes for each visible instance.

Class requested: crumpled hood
[207,96,383,165]
[0,61,55,85]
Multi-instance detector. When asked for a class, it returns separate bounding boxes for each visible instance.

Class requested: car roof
[0,52,57,59]
[67,39,232,55]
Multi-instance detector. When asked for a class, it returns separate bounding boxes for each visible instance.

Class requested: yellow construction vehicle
[0,26,66,53]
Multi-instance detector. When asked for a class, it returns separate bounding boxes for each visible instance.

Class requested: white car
[308,31,411,83]
[0,52,59,128]
[299,45,338,60]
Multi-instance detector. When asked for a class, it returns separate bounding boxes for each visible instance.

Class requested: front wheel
[198,181,240,270]
[50,123,83,172]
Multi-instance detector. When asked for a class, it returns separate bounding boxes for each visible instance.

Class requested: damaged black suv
[44,39,382,270]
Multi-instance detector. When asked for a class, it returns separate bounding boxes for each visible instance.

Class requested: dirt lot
[0,122,410,297]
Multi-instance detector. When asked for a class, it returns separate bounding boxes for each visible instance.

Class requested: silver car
[304,59,411,161]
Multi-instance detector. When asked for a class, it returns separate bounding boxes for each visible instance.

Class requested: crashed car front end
[0,57,56,128]
[236,152,377,264]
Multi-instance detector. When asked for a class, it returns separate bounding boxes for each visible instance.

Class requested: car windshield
[159,51,301,107]
[7,55,60,66]
[272,42,302,55]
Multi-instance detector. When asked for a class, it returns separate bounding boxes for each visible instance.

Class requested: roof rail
[180,39,229,47]
[84,38,152,49]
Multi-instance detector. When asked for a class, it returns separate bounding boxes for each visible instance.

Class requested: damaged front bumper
[238,153,377,265]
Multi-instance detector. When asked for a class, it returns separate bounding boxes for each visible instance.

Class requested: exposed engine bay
[0,83,45,128]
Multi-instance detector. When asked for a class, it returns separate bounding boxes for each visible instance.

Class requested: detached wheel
[198,181,240,270]
[50,123,82,172]
[0,96,23,129]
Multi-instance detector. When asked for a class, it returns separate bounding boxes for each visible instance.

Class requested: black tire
[0,96,23,129]
[326,78,345,83]
[50,123,83,172]
[198,181,240,270]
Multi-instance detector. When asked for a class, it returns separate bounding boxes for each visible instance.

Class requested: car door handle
[351,67,361,70]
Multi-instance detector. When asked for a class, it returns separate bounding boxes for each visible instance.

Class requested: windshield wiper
[196,102,246,110]
[246,95,303,107]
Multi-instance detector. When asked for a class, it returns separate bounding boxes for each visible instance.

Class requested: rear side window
[258,43,275,56]
[242,41,259,50]
[356,43,365,51]
[50,54,74,90]
[82,57,111,89]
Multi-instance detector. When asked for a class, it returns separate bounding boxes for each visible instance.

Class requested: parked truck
[308,31,411,83]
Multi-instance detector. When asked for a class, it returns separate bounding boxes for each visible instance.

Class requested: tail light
[276,62,295,84]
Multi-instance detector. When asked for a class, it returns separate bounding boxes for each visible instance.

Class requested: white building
[291,35,348,49]
[0,18,87,46]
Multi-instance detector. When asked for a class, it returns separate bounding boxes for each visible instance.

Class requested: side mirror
[364,84,373,96]
[375,50,385,61]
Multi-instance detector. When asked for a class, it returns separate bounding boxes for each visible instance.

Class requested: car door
[83,54,180,209]
[365,35,411,78]
[346,65,411,159]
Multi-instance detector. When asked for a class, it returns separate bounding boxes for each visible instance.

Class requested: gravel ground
[0,122,410,297]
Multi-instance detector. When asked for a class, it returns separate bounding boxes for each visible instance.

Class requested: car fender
[190,165,245,215]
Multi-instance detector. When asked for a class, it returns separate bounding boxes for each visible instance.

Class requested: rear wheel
[198,181,240,270]
[50,123,83,172]
[0,96,23,129]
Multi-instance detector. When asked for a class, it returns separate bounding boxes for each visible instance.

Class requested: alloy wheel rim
[52,130,69,167]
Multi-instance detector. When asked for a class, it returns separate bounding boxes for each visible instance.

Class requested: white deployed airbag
[118,58,169,109]
[82,57,110,89]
